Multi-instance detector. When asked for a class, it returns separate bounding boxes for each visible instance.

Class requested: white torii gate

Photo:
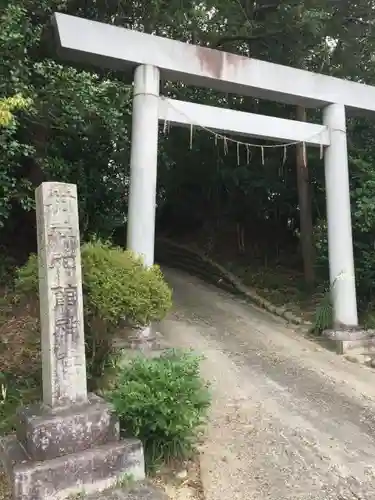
[52,12,375,329]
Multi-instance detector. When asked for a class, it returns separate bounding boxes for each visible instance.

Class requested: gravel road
[160,268,375,500]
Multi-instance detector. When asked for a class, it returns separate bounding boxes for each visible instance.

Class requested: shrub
[81,241,171,326]
[14,241,173,385]
[107,350,211,466]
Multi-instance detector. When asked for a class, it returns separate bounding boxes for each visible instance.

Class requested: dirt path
[160,268,375,500]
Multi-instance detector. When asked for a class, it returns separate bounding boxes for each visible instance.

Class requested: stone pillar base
[115,323,169,353]
[85,482,168,499]
[0,394,145,499]
[322,327,375,354]
[126,325,157,350]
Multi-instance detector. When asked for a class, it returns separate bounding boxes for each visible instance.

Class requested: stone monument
[0,182,145,499]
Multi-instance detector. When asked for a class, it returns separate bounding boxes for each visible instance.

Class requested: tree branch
[344,16,374,27]
[215,30,282,48]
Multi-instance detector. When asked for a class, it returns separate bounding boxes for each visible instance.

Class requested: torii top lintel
[53,12,375,113]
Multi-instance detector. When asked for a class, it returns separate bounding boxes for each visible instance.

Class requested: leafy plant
[107,350,211,467]
[0,94,32,127]
[311,289,333,334]
[13,240,173,386]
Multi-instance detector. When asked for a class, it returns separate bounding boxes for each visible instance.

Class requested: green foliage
[0,370,40,435]
[107,350,211,467]
[0,2,132,237]
[14,241,172,385]
[0,5,38,227]
[311,289,333,335]
[81,241,172,326]
[0,94,32,127]
[14,253,38,293]
[0,250,17,287]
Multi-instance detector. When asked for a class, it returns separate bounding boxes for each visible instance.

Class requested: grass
[0,291,41,499]
[0,474,10,500]
[0,374,40,434]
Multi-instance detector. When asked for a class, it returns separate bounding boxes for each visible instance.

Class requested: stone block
[0,435,145,500]
[86,482,168,499]
[322,328,375,354]
[16,393,119,461]
[116,324,158,351]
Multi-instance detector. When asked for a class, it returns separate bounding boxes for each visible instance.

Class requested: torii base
[322,327,375,354]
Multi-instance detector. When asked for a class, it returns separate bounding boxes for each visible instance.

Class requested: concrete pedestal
[86,482,168,499]
[322,328,375,354]
[0,394,145,500]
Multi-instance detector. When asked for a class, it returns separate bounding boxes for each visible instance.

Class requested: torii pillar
[323,104,358,327]
[127,65,160,267]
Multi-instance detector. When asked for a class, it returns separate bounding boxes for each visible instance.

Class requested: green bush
[81,241,172,325]
[14,241,172,385]
[107,350,211,466]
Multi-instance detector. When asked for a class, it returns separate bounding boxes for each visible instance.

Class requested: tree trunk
[296,106,315,287]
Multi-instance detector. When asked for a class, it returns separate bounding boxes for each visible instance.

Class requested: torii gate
[52,12,375,329]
